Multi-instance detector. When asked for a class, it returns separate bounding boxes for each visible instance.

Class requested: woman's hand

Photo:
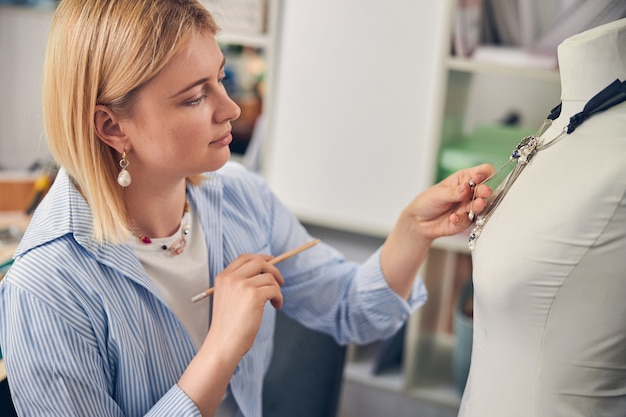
[208,254,285,359]
[405,163,495,242]
[179,254,284,416]
[381,163,495,299]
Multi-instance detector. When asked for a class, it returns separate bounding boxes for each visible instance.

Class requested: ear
[94,104,128,153]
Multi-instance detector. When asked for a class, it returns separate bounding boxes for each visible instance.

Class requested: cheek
[169,124,208,149]
[131,105,214,156]
[178,111,216,144]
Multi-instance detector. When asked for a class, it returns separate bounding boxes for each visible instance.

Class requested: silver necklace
[468,79,626,251]
[467,119,564,251]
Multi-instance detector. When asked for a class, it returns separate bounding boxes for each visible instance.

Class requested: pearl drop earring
[117,152,132,188]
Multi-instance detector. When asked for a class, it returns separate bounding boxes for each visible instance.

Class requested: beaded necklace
[137,200,191,256]
[468,79,626,251]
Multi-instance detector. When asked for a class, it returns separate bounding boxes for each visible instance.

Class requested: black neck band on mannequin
[568,79,626,133]
[545,79,626,133]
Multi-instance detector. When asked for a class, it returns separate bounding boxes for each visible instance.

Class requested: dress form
[544,17,626,139]
[460,18,626,417]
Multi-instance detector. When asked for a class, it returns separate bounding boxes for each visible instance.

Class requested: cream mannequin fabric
[460,18,626,417]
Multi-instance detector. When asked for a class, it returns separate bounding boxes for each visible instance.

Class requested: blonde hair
[43,0,218,243]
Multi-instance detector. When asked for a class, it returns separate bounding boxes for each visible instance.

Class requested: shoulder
[217,160,266,188]
[15,168,94,258]
[192,161,273,204]
[6,235,98,293]
[188,162,281,239]
[1,235,104,332]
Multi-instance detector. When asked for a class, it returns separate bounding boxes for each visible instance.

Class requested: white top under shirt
[129,206,210,348]
[129,206,238,416]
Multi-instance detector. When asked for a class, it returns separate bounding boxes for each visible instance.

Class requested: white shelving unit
[447,57,560,82]
[0,5,54,170]
[205,0,279,163]
[262,0,450,237]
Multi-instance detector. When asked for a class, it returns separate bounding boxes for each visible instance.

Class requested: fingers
[398,163,497,241]
[449,196,486,226]
[238,272,284,309]
[215,254,285,304]
[466,163,496,184]
[222,253,272,274]
[449,212,463,226]
[459,164,495,203]
[207,257,284,361]
[446,164,495,226]
[446,179,486,212]
[230,254,285,286]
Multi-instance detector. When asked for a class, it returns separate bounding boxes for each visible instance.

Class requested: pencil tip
[191,293,206,303]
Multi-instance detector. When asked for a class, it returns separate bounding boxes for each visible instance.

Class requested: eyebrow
[168,56,226,99]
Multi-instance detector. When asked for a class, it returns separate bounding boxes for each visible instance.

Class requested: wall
[0,6,53,170]
[264,0,450,238]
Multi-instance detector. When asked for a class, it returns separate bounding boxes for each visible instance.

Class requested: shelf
[408,385,460,409]
[447,57,560,82]
[217,32,271,49]
[212,0,277,50]
[0,2,57,12]
[432,233,470,254]
[343,361,405,393]
[343,360,461,410]
[345,328,463,410]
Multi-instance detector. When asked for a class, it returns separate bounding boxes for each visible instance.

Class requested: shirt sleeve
[0,281,201,417]
[242,168,428,345]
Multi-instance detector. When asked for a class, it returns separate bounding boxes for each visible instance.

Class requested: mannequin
[460,18,626,417]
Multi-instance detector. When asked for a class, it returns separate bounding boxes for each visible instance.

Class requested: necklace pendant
[468,216,487,251]
[511,135,539,164]
[139,235,152,244]
[168,237,187,255]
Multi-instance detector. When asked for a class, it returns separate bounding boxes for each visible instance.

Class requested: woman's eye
[186,94,206,106]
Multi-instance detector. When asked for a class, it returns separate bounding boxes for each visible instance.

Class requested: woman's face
[120,31,240,185]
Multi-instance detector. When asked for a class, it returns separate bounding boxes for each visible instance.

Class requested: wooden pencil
[191,238,321,303]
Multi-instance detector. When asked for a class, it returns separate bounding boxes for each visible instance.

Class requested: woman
[0,0,493,416]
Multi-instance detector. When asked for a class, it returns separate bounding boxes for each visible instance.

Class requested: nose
[214,91,241,123]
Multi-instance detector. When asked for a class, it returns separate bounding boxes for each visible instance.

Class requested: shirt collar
[15,168,224,262]
[15,168,92,257]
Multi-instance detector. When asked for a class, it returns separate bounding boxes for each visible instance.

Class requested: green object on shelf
[436,123,535,182]
[0,259,14,278]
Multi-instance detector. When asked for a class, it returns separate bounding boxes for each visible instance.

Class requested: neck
[125,182,189,238]
[556,18,626,124]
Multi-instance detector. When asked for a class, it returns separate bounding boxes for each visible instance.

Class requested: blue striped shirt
[0,162,427,417]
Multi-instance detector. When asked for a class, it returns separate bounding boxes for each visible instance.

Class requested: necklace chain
[467,78,626,251]
[467,121,566,251]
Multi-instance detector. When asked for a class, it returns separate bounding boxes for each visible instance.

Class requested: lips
[210,131,232,146]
